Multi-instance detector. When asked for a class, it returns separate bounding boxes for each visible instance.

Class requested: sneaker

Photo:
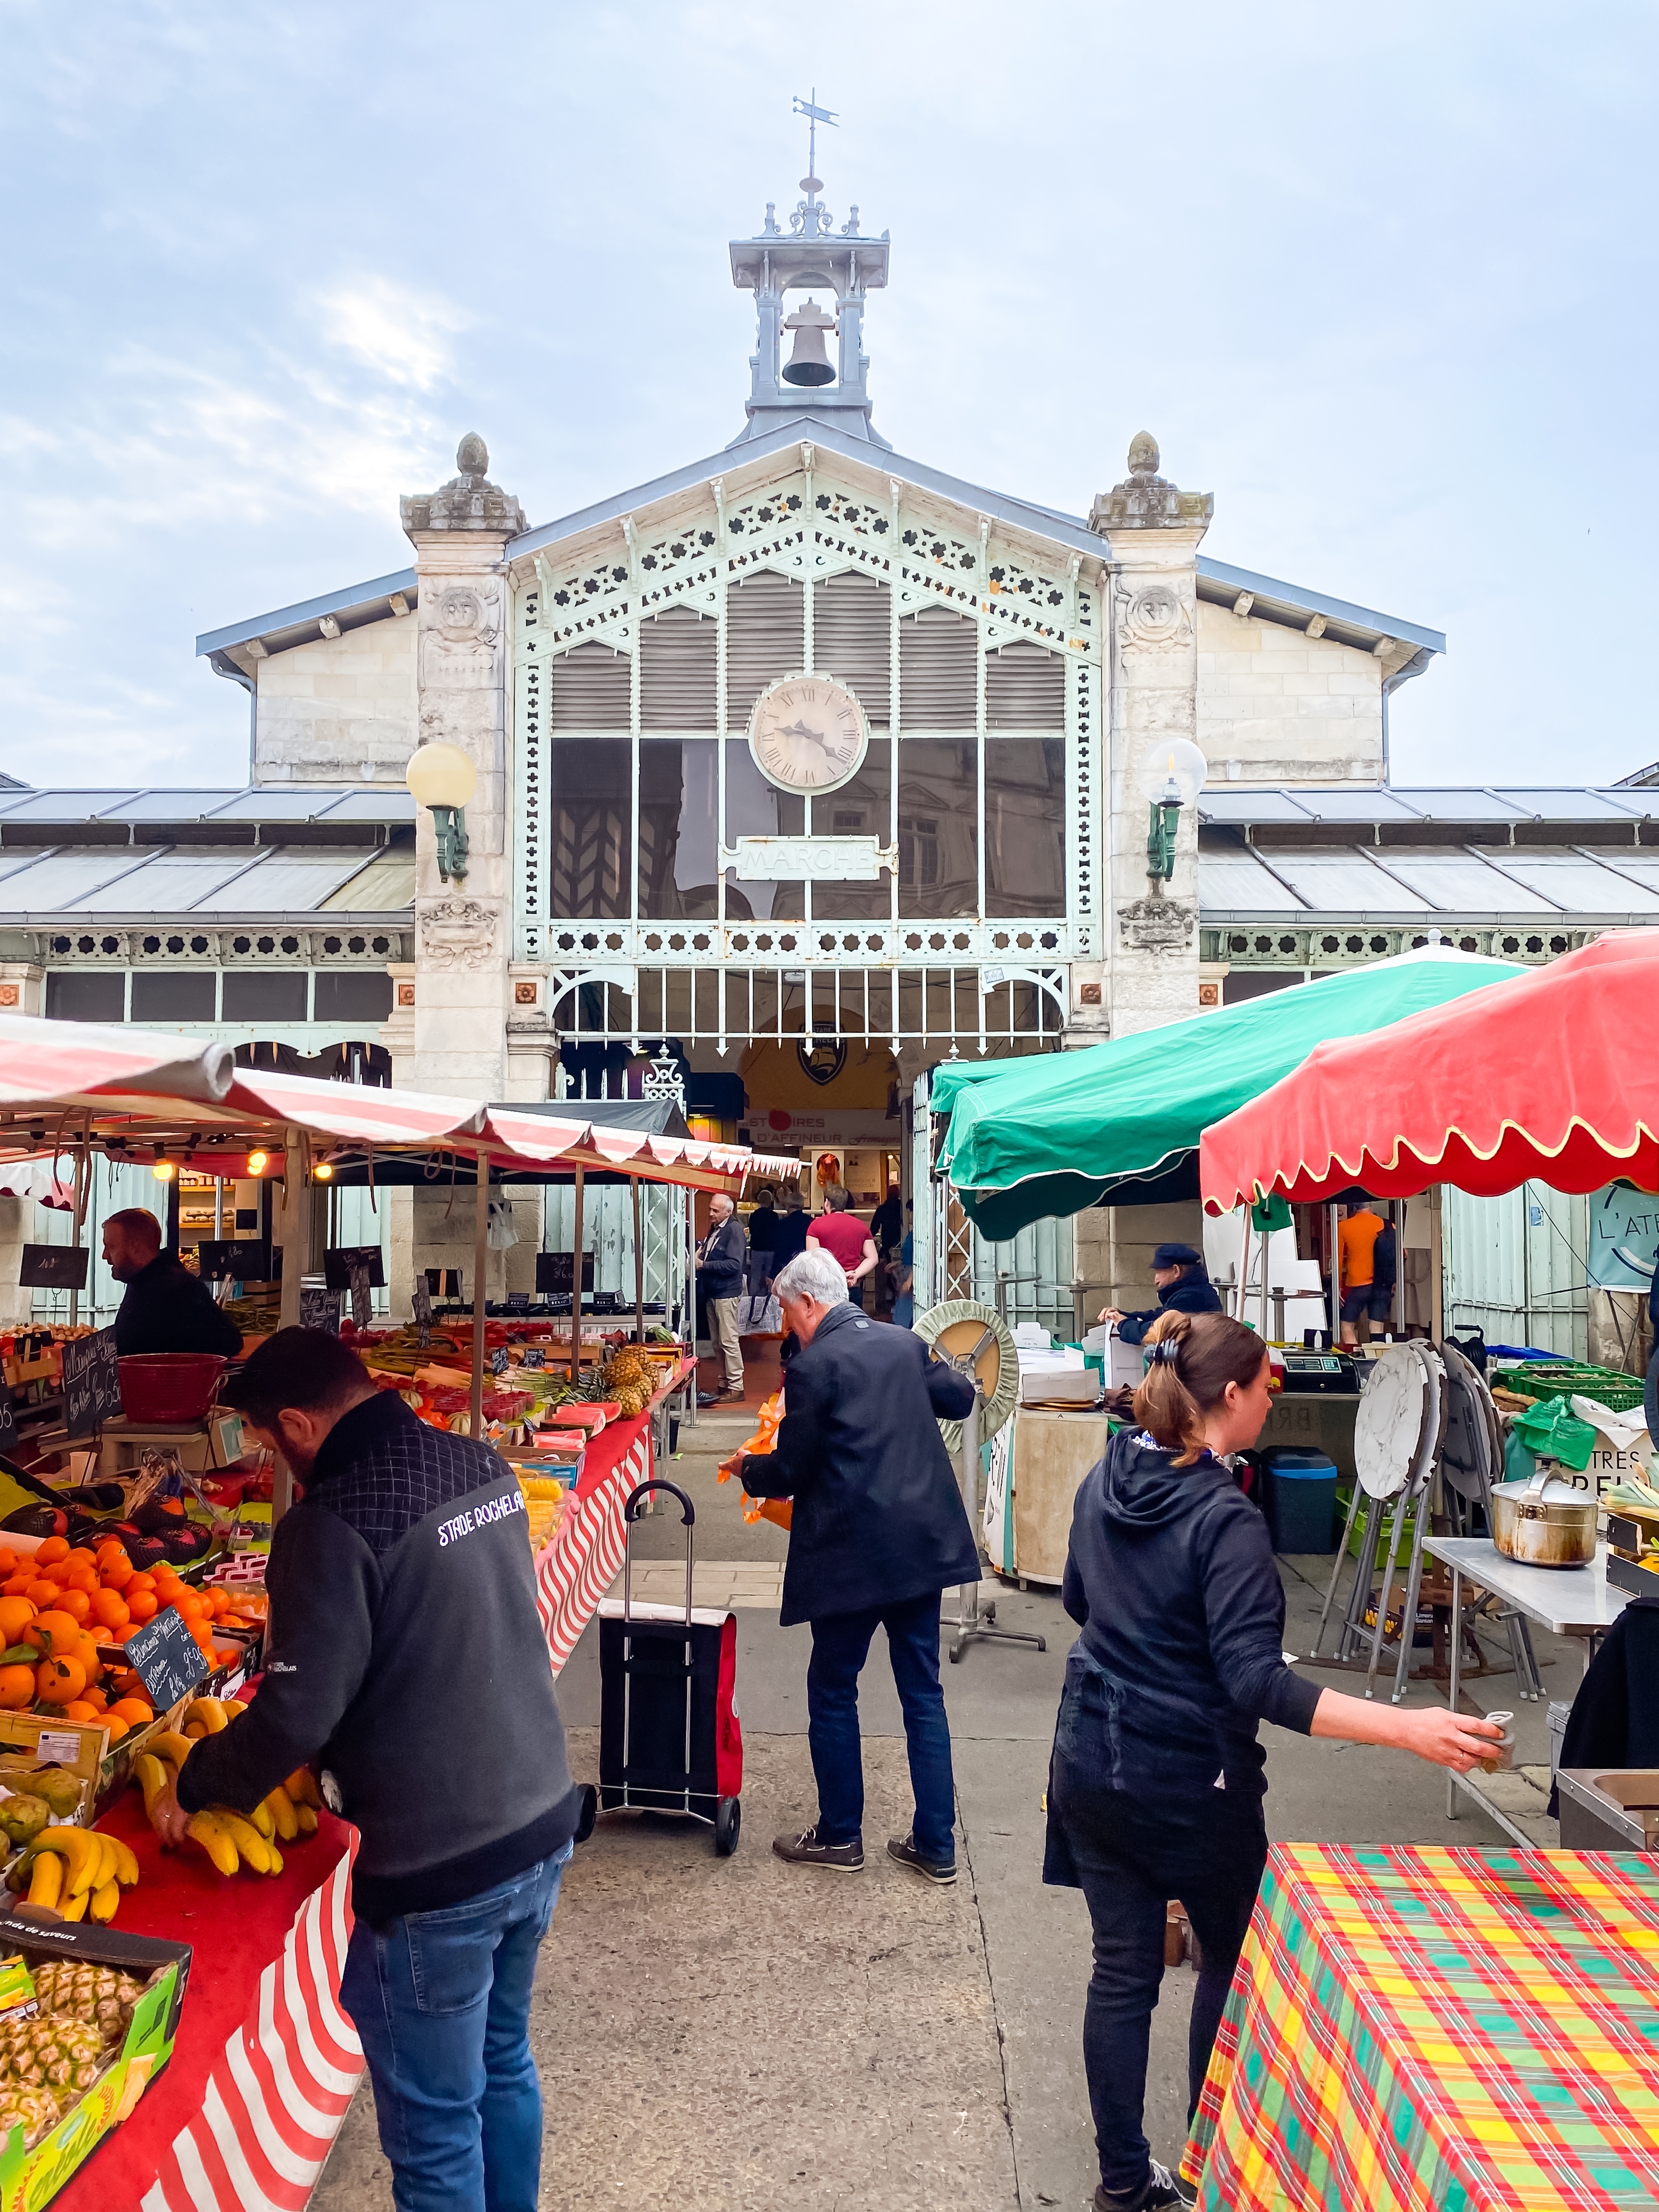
[772,1825,863,1871]
[1094,2162,1196,2211]
[886,1833,957,1885]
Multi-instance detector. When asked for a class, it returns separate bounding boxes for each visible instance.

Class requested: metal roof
[1199,785,1657,828]
[0,787,414,828]
[1199,841,1659,922]
[195,571,417,661]
[0,844,411,922]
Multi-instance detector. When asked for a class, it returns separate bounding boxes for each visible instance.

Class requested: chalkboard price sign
[489,1348,510,1377]
[299,1287,341,1335]
[62,1329,122,1439]
[123,1604,209,1710]
[18,1246,89,1291]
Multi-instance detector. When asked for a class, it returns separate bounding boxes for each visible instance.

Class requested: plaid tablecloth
[1184,1842,1659,2211]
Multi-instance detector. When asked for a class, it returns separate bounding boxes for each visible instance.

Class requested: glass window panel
[313,972,393,1023]
[1260,851,1422,909]
[548,738,629,918]
[222,971,307,1021]
[1372,852,1558,911]
[899,739,977,919]
[985,738,1064,916]
[45,971,123,1023]
[638,740,720,920]
[810,745,892,921]
[722,741,803,921]
[130,971,214,1022]
[1197,852,1305,911]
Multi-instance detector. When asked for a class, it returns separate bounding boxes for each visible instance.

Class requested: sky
[1,0,1655,791]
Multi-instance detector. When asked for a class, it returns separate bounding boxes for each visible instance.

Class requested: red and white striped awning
[0,1013,799,1193]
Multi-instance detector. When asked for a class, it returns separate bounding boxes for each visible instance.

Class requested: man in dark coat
[740,1248,979,1885]
[1099,1241,1222,1347]
[104,1208,243,1359]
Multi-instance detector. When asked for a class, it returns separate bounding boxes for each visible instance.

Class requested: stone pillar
[399,435,527,1314]
[1089,434,1212,1042]
[0,963,45,1016]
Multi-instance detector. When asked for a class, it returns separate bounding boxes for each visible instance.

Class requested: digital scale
[1277,1349,1360,1395]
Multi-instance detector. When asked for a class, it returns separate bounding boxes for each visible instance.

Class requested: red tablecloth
[534,1360,689,1677]
[53,1790,359,2212]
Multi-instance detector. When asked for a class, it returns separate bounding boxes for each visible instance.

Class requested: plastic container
[1262,1447,1339,1554]
[116,1352,227,1422]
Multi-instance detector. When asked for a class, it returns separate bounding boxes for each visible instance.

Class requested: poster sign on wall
[1587,1189,1659,1296]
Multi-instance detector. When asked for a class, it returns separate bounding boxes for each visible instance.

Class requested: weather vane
[792,90,838,195]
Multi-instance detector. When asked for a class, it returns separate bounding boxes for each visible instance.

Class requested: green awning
[936,948,1529,1239]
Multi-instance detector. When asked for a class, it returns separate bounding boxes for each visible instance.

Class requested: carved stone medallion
[419,898,497,971]
[1116,580,1190,651]
[1118,893,1196,954]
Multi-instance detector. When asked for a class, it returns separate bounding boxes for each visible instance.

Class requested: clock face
[748,675,869,796]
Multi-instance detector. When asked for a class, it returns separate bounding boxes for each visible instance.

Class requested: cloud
[316,277,470,394]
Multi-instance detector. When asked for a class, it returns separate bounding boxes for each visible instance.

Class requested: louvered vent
[726,571,804,727]
[551,642,630,731]
[812,571,891,725]
[986,641,1065,730]
[899,608,977,728]
[639,607,717,731]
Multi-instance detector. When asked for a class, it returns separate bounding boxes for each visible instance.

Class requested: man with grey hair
[739,1249,980,1884]
[695,1191,747,1406]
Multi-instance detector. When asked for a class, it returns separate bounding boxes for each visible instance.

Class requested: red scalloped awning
[1200,929,1659,1211]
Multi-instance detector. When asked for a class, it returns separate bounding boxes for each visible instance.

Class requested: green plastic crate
[1334,1483,1421,1562]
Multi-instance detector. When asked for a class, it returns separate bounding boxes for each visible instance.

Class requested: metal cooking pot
[1489,1465,1598,1569]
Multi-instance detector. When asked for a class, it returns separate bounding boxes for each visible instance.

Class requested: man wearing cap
[1098,1243,1222,1345]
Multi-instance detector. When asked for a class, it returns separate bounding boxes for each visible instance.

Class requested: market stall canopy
[1199,929,1659,1210]
[935,947,1529,1239]
[0,1013,797,1194]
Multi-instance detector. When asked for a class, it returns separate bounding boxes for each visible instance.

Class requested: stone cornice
[1089,432,1213,536]
[402,433,527,542]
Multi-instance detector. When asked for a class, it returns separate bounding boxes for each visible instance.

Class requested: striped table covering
[1184,1841,1659,2211]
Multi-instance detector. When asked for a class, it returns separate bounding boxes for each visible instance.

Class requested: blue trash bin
[1261,1447,1339,1554]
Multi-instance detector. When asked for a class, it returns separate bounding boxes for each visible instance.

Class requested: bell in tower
[782,298,836,387]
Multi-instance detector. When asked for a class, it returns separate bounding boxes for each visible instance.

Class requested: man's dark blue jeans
[807,1589,956,1862]
[341,1842,574,2212]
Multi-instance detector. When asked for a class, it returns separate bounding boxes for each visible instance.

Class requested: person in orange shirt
[1337,1201,1394,1346]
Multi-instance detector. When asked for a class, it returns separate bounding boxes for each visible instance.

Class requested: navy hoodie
[1058,1428,1320,1799]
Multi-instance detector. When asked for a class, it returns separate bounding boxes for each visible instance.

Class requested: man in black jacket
[1099,1243,1221,1347]
[148,1329,580,2212]
[740,1250,979,1885]
[104,1209,243,1359]
[695,1192,747,1406]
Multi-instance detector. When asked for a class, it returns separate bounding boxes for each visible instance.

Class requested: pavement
[314,1406,1572,2212]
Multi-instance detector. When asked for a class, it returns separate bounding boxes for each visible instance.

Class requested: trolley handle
[622,1479,696,1629]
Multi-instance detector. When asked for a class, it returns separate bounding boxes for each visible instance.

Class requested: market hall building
[4,160,1657,1347]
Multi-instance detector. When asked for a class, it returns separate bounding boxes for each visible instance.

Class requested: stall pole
[568,1166,586,1386]
[1327,1202,1340,1347]
[272,1127,307,1526]
[67,1136,88,1331]
[631,1173,645,1345]
[469,1161,489,1440]
[1237,1215,1253,1329]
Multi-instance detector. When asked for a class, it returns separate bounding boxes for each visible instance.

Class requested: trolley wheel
[573,1784,598,1846]
[714,1796,741,1856]
[948,1642,962,1664]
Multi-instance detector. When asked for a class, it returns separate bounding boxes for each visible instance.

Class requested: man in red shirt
[807,1186,880,1310]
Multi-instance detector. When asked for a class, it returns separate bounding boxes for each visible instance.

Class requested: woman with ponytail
[1046,1309,1502,2212]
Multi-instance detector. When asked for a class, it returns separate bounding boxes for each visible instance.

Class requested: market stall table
[1426,1533,1629,1838]
[532,1356,694,1676]
[1185,1839,1659,2211]
[54,1790,359,2212]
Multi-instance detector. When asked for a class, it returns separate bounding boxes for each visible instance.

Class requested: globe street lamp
[1136,740,1207,883]
[406,743,477,884]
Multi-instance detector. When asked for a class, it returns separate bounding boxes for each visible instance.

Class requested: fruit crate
[0,1911,189,2206]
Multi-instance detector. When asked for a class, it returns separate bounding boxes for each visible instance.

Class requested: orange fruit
[80,1684,107,1712]
[34,1538,68,1567]
[60,1700,99,1724]
[125,1592,157,1623]
[62,1549,95,1574]
[0,1665,34,1710]
[75,1635,101,1684]
[57,1590,90,1625]
[0,1597,35,1645]
[175,1593,208,1622]
[1,1575,32,1599]
[126,1573,156,1595]
[24,1610,82,1656]
[109,1697,153,1726]
[0,1549,17,1578]
[89,1590,129,1631]
[35,1654,85,1705]
[24,1581,60,1609]
[98,1555,133,1589]
[102,1715,129,1745]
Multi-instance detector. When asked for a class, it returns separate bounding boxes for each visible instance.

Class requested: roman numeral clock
[748,676,869,794]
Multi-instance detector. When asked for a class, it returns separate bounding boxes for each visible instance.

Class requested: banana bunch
[135,1701,321,1879]
[7,1826,138,1924]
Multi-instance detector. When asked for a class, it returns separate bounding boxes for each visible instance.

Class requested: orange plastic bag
[716,1389,792,1531]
